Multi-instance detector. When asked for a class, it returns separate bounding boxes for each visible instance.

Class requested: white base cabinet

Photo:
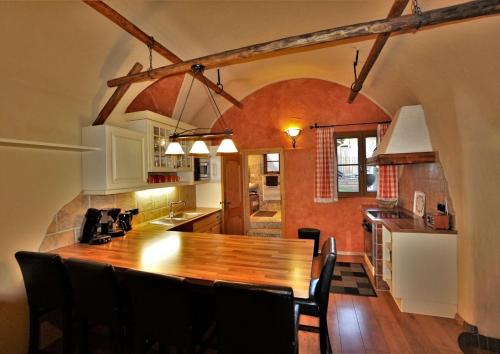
[82,125,147,194]
[382,226,457,318]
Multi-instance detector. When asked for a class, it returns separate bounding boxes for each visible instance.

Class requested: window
[263,153,280,174]
[335,131,378,197]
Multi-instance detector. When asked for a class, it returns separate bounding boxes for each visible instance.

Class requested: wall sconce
[284,128,302,148]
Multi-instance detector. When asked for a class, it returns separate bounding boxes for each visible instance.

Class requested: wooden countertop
[363,206,457,234]
[52,222,314,299]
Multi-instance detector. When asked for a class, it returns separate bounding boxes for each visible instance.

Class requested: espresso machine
[79,208,112,244]
[100,208,125,237]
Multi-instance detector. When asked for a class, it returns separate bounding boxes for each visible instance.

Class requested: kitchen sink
[150,217,188,226]
[176,212,203,219]
[150,212,205,227]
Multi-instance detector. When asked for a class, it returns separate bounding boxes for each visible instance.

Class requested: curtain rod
[309,121,391,129]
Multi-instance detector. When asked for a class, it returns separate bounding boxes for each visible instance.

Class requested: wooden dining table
[53,223,315,299]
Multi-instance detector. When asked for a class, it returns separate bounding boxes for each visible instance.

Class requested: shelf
[367,152,437,165]
[0,138,99,152]
[83,180,212,195]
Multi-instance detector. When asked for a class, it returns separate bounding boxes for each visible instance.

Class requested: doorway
[242,149,285,237]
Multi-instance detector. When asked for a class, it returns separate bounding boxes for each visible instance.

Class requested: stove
[367,210,412,219]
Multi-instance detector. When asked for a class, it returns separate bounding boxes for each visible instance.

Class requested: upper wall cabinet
[126,110,196,173]
[82,125,147,195]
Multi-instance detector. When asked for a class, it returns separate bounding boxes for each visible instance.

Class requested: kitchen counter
[147,207,221,230]
[363,206,456,234]
[51,216,314,299]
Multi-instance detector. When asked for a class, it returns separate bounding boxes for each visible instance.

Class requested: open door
[222,153,244,235]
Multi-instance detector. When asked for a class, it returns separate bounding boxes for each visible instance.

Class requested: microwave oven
[194,158,210,180]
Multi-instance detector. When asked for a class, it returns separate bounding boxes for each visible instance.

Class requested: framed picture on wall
[413,191,426,217]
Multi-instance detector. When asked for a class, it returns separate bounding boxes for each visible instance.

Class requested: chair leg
[319,315,332,354]
[79,319,88,354]
[62,309,72,354]
[28,309,39,354]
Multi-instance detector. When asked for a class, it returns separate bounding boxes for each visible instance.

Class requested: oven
[194,158,210,180]
[362,218,374,266]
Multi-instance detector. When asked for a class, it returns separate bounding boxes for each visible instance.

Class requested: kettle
[118,212,133,231]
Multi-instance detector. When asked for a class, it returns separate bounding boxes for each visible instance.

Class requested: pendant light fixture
[166,64,238,156]
[189,140,210,155]
[165,141,185,155]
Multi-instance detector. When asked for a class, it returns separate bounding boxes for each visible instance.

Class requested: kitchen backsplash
[40,185,196,252]
[398,162,455,221]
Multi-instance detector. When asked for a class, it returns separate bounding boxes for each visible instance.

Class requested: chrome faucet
[169,200,185,218]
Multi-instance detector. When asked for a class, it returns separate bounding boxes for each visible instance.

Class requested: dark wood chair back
[314,237,337,314]
[15,251,69,311]
[64,258,121,323]
[214,281,298,354]
[122,269,194,353]
[15,251,72,354]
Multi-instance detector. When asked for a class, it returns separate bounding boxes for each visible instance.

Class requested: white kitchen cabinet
[382,226,457,318]
[82,125,147,194]
[126,111,196,173]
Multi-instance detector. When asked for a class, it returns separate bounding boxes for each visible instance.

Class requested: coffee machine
[79,208,112,244]
[100,208,125,237]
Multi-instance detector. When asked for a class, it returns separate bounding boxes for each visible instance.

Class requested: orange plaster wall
[126,74,185,117]
[213,79,390,252]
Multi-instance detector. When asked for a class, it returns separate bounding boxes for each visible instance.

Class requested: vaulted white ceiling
[2,0,499,131]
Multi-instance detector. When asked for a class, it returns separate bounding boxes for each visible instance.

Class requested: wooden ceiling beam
[93,62,143,125]
[83,0,242,108]
[347,0,410,103]
[106,0,500,88]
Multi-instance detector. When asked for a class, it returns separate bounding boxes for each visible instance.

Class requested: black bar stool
[214,281,299,354]
[64,258,124,354]
[15,251,72,354]
[298,228,321,256]
[122,269,194,354]
[296,237,337,354]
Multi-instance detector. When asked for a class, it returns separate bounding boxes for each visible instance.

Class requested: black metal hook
[215,69,224,94]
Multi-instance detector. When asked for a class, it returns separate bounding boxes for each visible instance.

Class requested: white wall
[196,146,222,208]
[0,2,153,351]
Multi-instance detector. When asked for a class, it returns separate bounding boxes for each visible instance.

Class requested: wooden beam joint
[348,0,410,104]
[106,0,500,89]
[93,62,143,126]
[84,0,242,108]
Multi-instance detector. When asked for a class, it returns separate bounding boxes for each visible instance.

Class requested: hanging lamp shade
[165,141,185,155]
[217,138,238,154]
[189,140,210,155]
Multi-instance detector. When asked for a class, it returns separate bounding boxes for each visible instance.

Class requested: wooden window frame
[263,153,280,174]
[335,130,377,198]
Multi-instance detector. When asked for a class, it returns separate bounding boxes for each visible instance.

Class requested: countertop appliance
[101,208,125,237]
[80,208,111,245]
[194,158,210,180]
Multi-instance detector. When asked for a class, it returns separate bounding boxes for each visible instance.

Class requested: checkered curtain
[377,124,398,200]
[314,127,338,203]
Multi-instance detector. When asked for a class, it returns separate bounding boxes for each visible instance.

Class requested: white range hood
[369,105,437,165]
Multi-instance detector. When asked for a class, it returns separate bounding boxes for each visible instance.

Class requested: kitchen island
[52,215,314,299]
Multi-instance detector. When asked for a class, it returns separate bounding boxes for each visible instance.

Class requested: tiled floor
[249,208,282,223]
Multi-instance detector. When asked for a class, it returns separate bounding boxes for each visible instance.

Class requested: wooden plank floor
[46,255,464,354]
[297,255,463,354]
